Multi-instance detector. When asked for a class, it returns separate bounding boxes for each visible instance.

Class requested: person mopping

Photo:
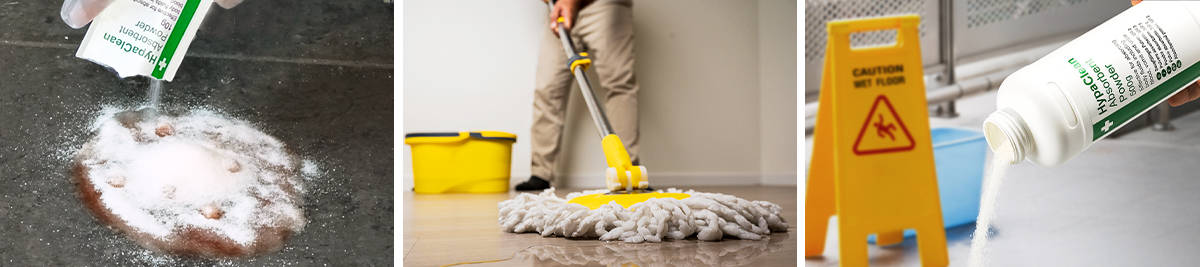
[496,0,787,245]
[516,0,641,191]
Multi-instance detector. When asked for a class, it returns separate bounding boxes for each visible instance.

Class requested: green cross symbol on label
[1101,120,1114,133]
[157,56,170,71]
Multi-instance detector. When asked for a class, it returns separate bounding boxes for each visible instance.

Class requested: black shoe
[515,176,551,191]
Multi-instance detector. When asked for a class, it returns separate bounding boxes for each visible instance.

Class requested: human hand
[548,0,581,35]
[1130,0,1200,106]
[61,0,245,29]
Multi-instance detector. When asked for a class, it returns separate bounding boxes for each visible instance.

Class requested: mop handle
[548,1,645,193]
[549,1,615,138]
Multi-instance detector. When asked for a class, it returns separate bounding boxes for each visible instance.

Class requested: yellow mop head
[566,192,691,209]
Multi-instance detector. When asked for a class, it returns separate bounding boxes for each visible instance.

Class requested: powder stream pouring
[74,0,215,81]
[71,0,219,113]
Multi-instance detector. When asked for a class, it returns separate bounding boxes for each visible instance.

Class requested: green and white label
[76,0,214,81]
[1045,2,1200,142]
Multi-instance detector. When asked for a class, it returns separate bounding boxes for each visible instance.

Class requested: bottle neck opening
[984,108,1030,164]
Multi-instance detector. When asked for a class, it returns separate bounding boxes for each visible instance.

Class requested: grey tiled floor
[0,1,393,265]
[807,90,1200,266]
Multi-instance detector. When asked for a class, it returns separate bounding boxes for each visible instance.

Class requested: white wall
[757,0,797,185]
[403,0,797,189]
[402,0,542,189]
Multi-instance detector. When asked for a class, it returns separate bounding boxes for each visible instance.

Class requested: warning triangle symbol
[853,95,915,155]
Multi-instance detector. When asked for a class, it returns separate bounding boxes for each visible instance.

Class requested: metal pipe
[802,36,1070,132]
[928,68,1014,104]
[932,0,959,118]
[802,8,1087,134]
[939,0,955,86]
[804,67,1018,132]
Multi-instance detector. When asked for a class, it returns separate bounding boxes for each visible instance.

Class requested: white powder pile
[498,188,788,243]
[76,107,306,248]
[968,144,1013,266]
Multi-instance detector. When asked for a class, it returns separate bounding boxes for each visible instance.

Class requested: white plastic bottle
[984,2,1200,166]
[74,0,216,81]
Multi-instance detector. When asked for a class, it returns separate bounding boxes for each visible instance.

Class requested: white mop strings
[498,188,788,243]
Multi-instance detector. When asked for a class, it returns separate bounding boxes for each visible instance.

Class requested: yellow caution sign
[805,15,948,266]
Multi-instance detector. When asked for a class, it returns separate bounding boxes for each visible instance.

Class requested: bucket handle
[405,132,470,144]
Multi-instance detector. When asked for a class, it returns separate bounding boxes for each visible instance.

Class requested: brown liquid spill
[71,110,305,258]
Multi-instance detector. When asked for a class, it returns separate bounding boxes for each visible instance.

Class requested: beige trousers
[531,0,639,182]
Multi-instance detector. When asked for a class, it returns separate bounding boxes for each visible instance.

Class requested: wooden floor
[403,186,797,266]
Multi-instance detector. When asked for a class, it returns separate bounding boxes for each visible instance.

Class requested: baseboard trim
[406,172,798,188]
[760,173,798,185]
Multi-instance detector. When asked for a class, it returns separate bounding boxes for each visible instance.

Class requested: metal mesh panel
[804,0,929,64]
[966,0,1092,28]
[849,29,898,49]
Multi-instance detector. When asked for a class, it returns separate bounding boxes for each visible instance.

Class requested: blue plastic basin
[868,127,987,243]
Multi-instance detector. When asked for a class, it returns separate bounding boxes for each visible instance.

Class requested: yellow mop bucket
[405,131,516,193]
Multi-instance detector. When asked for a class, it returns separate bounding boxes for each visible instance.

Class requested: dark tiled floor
[0,1,393,265]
